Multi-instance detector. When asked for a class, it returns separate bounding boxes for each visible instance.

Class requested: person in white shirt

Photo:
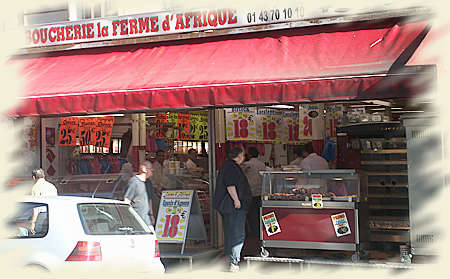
[242,147,267,238]
[289,146,303,166]
[185,148,199,169]
[29,168,58,234]
[149,150,170,217]
[300,142,329,170]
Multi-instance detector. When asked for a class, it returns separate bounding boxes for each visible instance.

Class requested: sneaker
[229,263,240,272]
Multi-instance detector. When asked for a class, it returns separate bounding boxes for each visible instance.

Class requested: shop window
[23,5,69,26]
[78,138,122,154]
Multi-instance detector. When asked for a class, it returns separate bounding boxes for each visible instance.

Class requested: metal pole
[207,109,218,248]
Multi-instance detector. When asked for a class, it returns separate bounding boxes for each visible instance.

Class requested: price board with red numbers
[299,104,322,140]
[155,190,193,242]
[281,111,301,143]
[78,117,98,146]
[325,104,343,140]
[225,107,257,141]
[93,116,114,148]
[255,108,283,142]
[59,117,79,146]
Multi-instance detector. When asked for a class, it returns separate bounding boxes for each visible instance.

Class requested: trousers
[221,209,247,266]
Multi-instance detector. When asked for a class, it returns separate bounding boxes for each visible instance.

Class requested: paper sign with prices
[331,212,351,237]
[311,194,323,209]
[262,212,281,236]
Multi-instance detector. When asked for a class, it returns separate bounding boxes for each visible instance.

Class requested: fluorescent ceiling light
[391,107,403,110]
[79,114,124,117]
[362,100,391,107]
[350,104,380,107]
[269,105,295,109]
[370,108,386,111]
[392,111,425,113]
[146,115,156,118]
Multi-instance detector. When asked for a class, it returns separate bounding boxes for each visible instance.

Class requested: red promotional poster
[93,116,115,148]
[78,117,98,146]
[58,117,79,146]
[177,112,190,140]
[155,113,168,139]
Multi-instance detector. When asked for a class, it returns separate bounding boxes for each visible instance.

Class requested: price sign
[225,107,257,141]
[281,111,300,143]
[59,117,79,146]
[154,113,168,139]
[299,104,323,140]
[78,117,98,146]
[155,190,193,242]
[189,113,208,141]
[331,212,351,237]
[166,112,179,139]
[325,105,343,140]
[256,108,283,142]
[176,112,190,140]
[93,116,114,148]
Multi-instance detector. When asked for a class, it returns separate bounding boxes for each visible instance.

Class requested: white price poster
[256,108,283,142]
[281,111,300,143]
[155,190,193,242]
[225,107,257,141]
[331,212,351,237]
[299,104,324,140]
[262,212,281,236]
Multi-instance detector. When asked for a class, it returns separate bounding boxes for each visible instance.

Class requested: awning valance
[9,20,429,117]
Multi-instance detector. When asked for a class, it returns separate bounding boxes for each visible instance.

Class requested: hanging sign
[189,113,208,141]
[154,113,168,139]
[59,117,79,146]
[325,105,343,140]
[166,112,179,139]
[311,194,323,209]
[93,116,114,148]
[176,112,191,140]
[155,190,193,242]
[331,212,351,237]
[78,117,98,146]
[281,111,300,143]
[225,107,257,141]
[299,104,323,140]
[262,212,282,236]
[256,108,283,142]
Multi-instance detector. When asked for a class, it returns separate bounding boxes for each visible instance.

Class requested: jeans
[221,209,247,266]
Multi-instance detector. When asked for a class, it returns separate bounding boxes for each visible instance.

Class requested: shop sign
[225,107,257,141]
[155,190,193,242]
[281,111,301,143]
[331,212,351,237]
[262,212,282,236]
[325,104,343,140]
[189,113,208,141]
[311,193,323,209]
[256,108,283,142]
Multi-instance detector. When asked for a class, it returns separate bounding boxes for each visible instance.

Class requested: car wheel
[25,264,49,272]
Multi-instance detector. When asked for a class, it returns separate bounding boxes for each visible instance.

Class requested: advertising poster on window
[78,117,98,146]
[155,190,193,243]
[189,113,208,141]
[93,116,114,148]
[262,212,281,236]
[255,108,283,142]
[331,212,351,237]
[58,117,79,146]
[176,112,191,140]
[325,104,344,140]
[154,113,168,139]
[281,111,300,144]
[225,107,257,141]
[299,104,324,140]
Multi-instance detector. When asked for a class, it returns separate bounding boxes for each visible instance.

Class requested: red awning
[9,20,429,117]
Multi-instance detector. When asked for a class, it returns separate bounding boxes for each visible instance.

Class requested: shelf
[361,149,407,154]
[366,171,408,176]
[368,183,408,187]
[368,193,408,198]
[369,204,409,210]
[361,161,407,165]
[370,232,410,242]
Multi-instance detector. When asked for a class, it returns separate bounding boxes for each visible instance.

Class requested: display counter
[260,170,368,260]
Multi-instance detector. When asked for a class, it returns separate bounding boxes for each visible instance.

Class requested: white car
[1,196,165,273]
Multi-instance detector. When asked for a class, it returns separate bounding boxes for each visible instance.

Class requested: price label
[155,190,193,242]
[93,116,114,148]
[225,107,257,141]
[189,113,208,141]
[59,117,79,146]
[154,113,168,139]
[256,108,283,142]
[281,111,300,143]
[299,104,322,140]
[176,112,190,140]
[166,112,179,139]
[78,117,98,146]
[325,105,343,140]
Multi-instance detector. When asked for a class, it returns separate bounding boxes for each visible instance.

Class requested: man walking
[213,147,251,272]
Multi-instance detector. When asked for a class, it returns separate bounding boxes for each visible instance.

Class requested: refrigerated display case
[260,170,368,260]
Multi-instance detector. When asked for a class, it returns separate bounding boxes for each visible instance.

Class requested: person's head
[138,161,153,179]
[302,142,315,157]
[31,168,45,180]
[228,147,245,165]
[293,146,303,158]
[187,148,197,160]
[247,147,259,159]
[156,149,167,164]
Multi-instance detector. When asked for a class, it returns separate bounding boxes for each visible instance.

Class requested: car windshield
[78,203,152,235]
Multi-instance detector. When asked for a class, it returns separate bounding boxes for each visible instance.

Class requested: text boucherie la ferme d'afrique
[26,9,238,45]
